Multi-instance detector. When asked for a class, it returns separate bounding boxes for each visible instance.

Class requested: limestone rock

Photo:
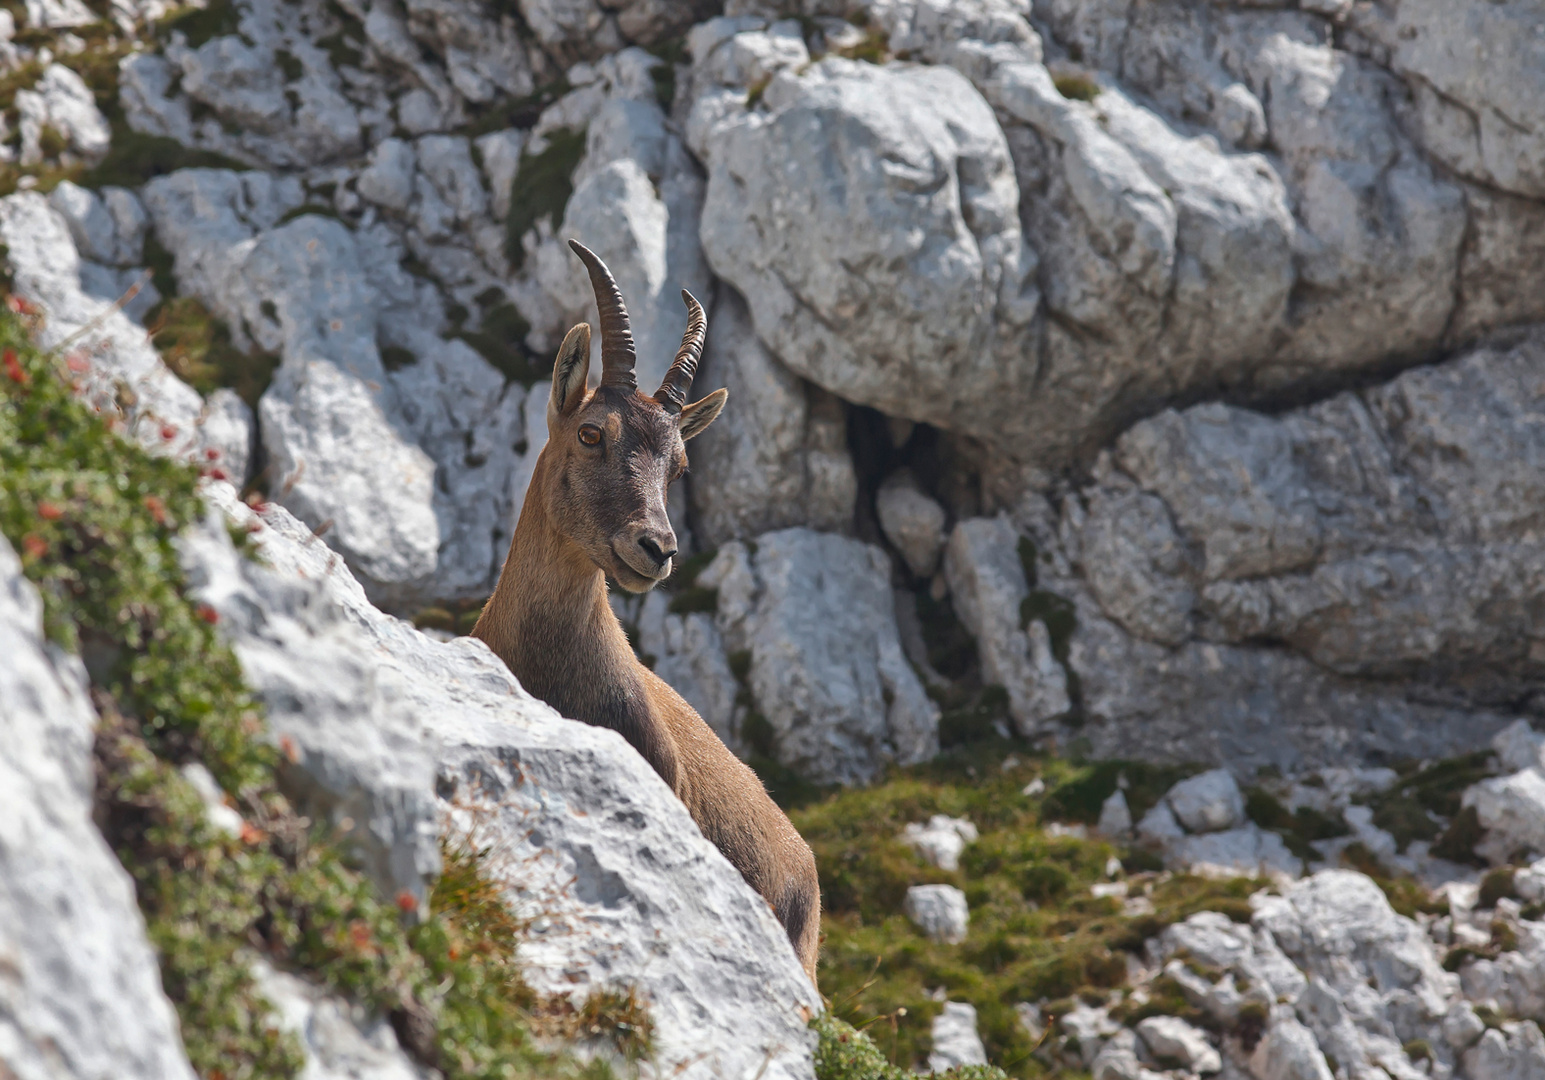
[0,535,199,1080]
[1169,825,1300,880]
[1060,332,1545,769]
[944,515,1070,736]
[1251,1007,1335,1080]
[697,56,1038,449]
[901,815,979,873]
[876,471,947,579]
[702,531,939,785]
[1136,1015,1221,1074]
[686,288,855,548]
[16,64,110,165]
[929,1001,989,1071]
[636,589,742,752]
[184,484,822,1079]
[1464,768,1545,864]
[1096,790,1132,838]
[252,960,430,1080]
[1166,769,1244,834]
[904,884,969,944]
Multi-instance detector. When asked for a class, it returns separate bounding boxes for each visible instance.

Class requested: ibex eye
[578,424,602,446]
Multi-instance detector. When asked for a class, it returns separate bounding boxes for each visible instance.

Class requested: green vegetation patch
[456,291,547,385]
[148,294,280,413]
[1052,74,1100,102]
[1242,787,1349,862]
[813,1013,1006,1080]
[1040,760,1199,826]
[158,0,243,48]
[504,127,586,268]
[793,750,1265,1074]
[1363,753,1494,852]
[0,306,643,1078]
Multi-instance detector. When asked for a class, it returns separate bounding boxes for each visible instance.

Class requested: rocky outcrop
[182,483,821,1078]
[0,536,198,1080]
[702,529,939,784]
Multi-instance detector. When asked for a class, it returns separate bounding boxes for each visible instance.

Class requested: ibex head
[539,239,728,593]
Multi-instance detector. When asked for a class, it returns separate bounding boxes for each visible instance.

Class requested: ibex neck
[474,452,642,721]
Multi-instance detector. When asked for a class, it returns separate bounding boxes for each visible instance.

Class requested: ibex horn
[654,290,706,414]
[568,239,636,390]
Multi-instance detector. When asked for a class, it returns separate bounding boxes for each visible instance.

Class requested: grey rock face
[185,484,822,1079]
[1135,1015,1220,1074]
[904,883,970,944]
[697,54,1039,449]
[1053,332,1545,768]
[0,536,199,1080]
[686,288,856,548]
[702,530,939,785]
[252,961,430,1080]
[16,63,110,165]
[635,589,743,752]
[141,168,524,608]
[1351,0,1545,200]
[944,515,1070,736]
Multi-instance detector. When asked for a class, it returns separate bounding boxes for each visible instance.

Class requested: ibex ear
[678,387,727,441]
[548,323,591,419]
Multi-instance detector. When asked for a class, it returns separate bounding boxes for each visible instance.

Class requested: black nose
[638,535,676,568]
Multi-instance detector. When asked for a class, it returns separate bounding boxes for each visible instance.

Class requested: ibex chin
[472,240,821,986]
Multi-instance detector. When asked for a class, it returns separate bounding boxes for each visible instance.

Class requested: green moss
[0,307,640,1078]
[645,39,683,109]
[1480,867,1517,909]
[794,753,1263,1073]
[836,28,890,65]
[147,294,280,413]
[1366,753,1494,852]
[277,203,343,226]
[1053,74,1101,102]
[1431,805,1487,865]
[457,300,547,385]
[463,77,570,138]
[504,128,586,267]
[1243,787,1348,861]
[813,1013,1008,1080]
[1041,761,1197,825]
[81,129,246,190]
[668,585,718,615]
[317,28,364,69]
[158,0,242,47]
[936,684,1011,750]
[916,590,976,681]
[274,47,304,82]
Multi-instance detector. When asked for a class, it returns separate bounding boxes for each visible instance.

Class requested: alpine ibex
[472,240,821,986]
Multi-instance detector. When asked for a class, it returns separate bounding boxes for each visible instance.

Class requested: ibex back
[472,240,821,987]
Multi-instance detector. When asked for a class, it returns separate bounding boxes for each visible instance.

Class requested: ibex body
[473,241,821,986]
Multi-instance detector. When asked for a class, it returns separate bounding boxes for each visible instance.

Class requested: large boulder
[0,536,199,1080]
[701,529,939,785]
[694,46,1039,449]
[184,483,822,1079]
[1049,331,1545,767]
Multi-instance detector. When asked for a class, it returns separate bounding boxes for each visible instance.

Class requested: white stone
[1494,720,1545,774]
[1097,789,1132,838]
[196,388,255,488]
[905,884,970,944]
[356,138,418,213]
[901,815,980,872]
[945,516,1070,736]
[636,589,742,753]
[1465,768,1545,863]
[1170,824,1300,880]
[929,1001,988,1071]
[1137,799,1186,845]
[876,471,947,578]
[685,288,855,548]
[252,960,429,1080]
[706,530,939,785]
[1250,1007,1335,1080]
[1136,1015,1221,1074]
[0,536,199,1080]
[473,128,524,221]
[1166,768,1245,833]
[16,64,110,165]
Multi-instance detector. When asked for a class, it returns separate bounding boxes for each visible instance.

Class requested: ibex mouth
[609,542,670,592]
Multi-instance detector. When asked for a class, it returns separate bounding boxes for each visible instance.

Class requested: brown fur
[472,330,822,988]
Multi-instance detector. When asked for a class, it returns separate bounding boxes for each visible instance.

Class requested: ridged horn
[568,238,636,390]
[654,290,706,414]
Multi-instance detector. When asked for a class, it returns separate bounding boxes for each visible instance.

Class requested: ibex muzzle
[472,241,821,987]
